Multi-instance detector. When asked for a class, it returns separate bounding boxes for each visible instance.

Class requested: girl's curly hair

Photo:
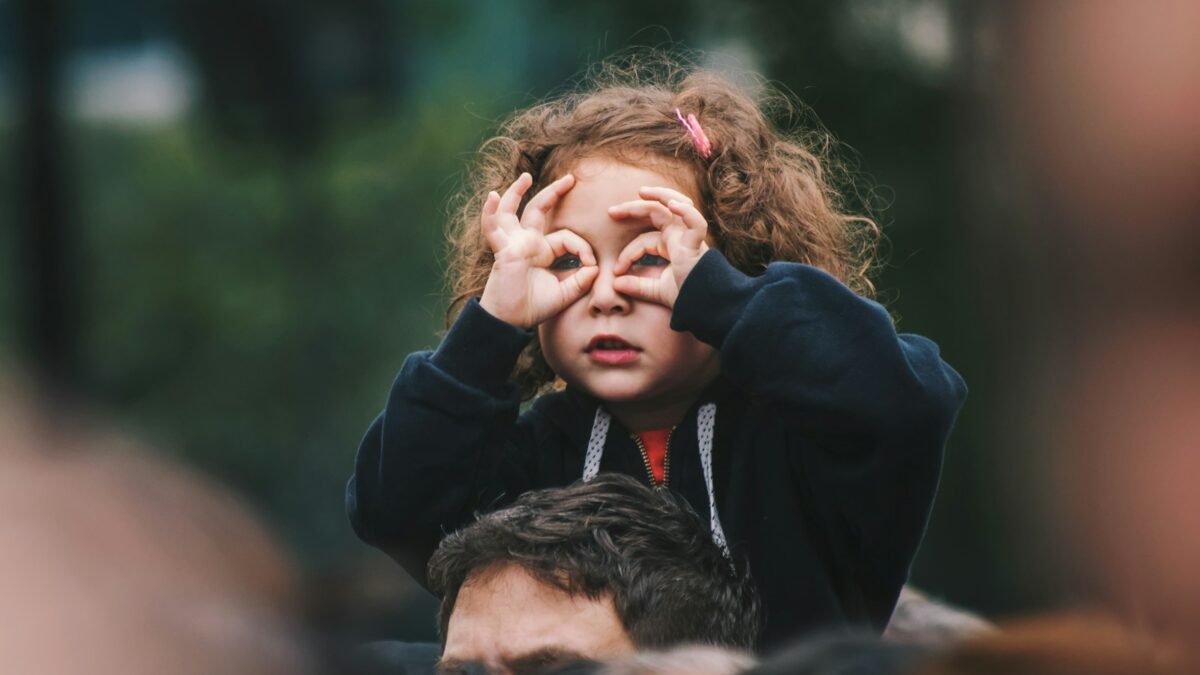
[445,52,882,399]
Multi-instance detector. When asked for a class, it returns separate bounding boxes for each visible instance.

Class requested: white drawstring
[582,407,610,482]
[583,404,732,561]
[695,403,731,560]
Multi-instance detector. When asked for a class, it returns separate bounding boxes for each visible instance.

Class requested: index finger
[544,228,596,267]
[497,172,534,216]
[521,174,576,231]
[638,186,695,207]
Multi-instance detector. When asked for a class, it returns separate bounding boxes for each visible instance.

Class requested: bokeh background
[3,0,1198,645]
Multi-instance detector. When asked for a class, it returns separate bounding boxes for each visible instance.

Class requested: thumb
[612,274,671,307]
[558,266,599,306]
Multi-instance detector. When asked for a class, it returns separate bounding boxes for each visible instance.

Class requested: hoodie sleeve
[346,298,539,585]
[672,249,967,624]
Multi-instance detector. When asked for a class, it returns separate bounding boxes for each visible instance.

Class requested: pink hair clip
[675,108,713,158]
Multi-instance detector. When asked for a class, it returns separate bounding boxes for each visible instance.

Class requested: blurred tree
[173,0,397,155]
[13,0,80,395]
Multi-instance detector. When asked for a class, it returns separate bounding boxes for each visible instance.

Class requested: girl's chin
[570,375,657,403]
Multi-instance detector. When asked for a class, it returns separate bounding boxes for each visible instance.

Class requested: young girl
[347,57,966,649]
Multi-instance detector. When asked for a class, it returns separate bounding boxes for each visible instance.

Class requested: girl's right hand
[479,172,599,328]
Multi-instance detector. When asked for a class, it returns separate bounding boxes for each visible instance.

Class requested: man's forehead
[443,564,635,668]
[449,564,608,634]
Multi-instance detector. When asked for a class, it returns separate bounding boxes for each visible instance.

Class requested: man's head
[428,473,760,672]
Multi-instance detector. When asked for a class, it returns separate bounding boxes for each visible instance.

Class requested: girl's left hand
[608,186,710,308]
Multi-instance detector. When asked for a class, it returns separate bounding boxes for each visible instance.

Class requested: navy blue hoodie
[348,249,966,649]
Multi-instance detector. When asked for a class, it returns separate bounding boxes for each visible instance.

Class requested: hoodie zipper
[631,427,674,489]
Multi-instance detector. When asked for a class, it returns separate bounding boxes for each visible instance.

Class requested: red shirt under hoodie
[636,428,671,485]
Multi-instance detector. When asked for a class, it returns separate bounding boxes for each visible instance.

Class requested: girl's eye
[632,253,669,267]
[550,254,582,270]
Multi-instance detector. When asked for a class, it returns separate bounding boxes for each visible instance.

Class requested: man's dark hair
[428,473,761,650]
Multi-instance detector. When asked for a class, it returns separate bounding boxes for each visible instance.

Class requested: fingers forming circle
[559,266,599,304]
[544,229,596,267]
[614,230,668,275]
[611,274,664,306]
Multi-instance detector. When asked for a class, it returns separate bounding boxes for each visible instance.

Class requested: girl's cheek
[537,324,566,366]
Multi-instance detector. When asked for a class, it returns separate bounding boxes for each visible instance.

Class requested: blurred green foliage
[69,97,505,562]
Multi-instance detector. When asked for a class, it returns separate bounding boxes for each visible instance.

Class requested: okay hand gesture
[608,186,710,308]
[479,173,599,328]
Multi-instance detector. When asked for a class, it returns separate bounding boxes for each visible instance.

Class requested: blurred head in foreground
[745,631,924,675]
[883,586,994,648]
[998,0,1200,647]
[912,614,1197,675]
[0,385,312,674]
[428,473,760,673]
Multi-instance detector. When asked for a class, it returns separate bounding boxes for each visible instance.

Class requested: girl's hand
[608,186,710,308]
[479,173,599,328]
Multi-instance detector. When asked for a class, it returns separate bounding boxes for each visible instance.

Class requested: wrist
[478,289,528,329]
[433,298,533,388]
[670,249,751,345]
[670,251,707,301]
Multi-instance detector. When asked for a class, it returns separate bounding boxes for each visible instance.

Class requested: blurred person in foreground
[0,383,314,674]
[425,473,759,674]
[745,632,925,675]
[911,614,1198,675]
[741,614,1197,675]
[882,587,993,648]
[1001,0,1200,645]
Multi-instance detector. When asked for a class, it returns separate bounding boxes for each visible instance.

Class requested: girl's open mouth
[586,335,641,365]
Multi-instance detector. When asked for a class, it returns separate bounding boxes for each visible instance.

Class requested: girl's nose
[588,266,630,316]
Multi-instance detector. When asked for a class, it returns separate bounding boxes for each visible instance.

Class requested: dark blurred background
[4,0,1198,645]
